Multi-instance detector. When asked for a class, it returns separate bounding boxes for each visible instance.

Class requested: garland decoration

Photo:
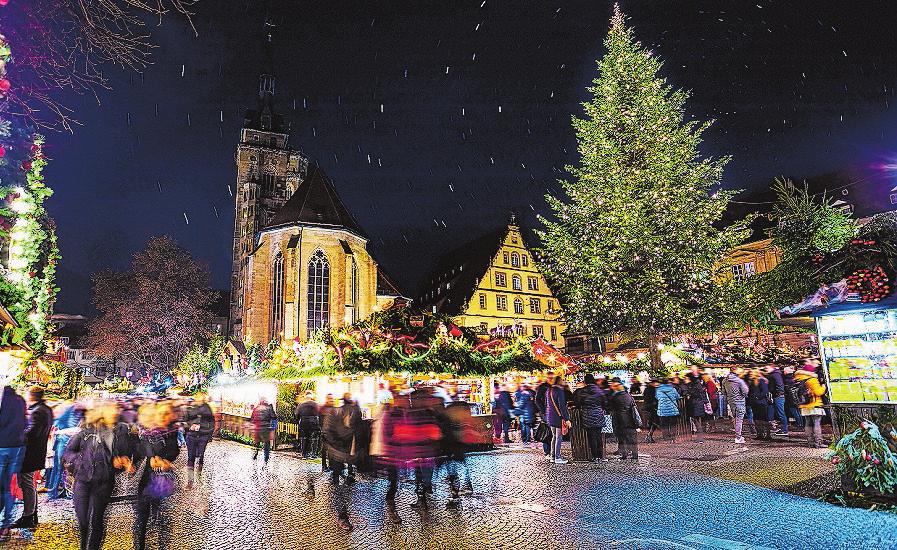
[0,14,60,354]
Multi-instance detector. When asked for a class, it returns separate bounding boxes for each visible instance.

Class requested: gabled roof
[416,226,509,316]
[377,268,406,298]
[266,166,366,237]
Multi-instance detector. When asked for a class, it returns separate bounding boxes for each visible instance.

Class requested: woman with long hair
[63,401,133,550]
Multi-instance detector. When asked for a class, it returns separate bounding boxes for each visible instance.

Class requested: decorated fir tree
[827,420,897,495]
[537,7,751,369]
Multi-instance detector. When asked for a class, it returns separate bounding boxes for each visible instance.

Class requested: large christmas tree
[538,7,751,369]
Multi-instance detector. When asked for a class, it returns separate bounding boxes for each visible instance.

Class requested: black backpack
[786,379,813,406]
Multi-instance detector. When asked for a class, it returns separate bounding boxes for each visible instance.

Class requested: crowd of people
[0,385,214,548]
[0,360,832,542]
[482,360,831,465]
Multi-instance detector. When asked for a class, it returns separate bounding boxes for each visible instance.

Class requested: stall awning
[809,293,897,317]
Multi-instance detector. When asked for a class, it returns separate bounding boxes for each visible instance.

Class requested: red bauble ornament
[0,145,5,158]
[0,0,9,7]
[21,160,31,171]
[28,271,36,278]
[847,266,891,302]
[0,79,10,92]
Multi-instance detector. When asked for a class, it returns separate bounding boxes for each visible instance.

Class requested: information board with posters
[817,308,897,403]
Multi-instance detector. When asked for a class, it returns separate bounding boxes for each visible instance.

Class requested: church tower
[230,18,309,338]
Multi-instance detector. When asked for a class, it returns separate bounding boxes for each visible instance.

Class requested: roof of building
[377,268,406,298]
[266,165,366,237]
[416,226,510,315]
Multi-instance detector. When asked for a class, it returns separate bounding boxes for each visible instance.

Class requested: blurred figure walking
[250,398,277,463]
[64,402,133,550]
[184,394,214,488]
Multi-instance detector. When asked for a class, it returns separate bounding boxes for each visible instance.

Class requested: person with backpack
[0,385,26,542]
[655,378,681,442]
[13,386,54,529]
[794,361,827,448]
[63,401,134,550]
[607,378,641,460]
[782,366,805,430]
[183,394,215,488]
[573,374,607,461]
[723,366,749,444]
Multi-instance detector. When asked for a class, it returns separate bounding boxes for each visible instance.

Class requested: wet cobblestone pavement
[6,438,897,550]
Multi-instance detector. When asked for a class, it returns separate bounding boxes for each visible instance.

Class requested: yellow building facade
[418,220,566,347]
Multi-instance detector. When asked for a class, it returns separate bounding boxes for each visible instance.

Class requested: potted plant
[826,420,897,497]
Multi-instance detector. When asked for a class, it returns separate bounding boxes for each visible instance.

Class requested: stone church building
[230,71,402,344]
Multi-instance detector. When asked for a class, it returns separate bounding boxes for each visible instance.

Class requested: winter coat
[493,391,514,418]
[655,384,681,417]
[324,402,362,461]
[21,400,53,473]
[607,390,640,430]
[766,369,786,398]
[63,423,132,484]
[295,400,321,430]
[535,382,550,415]
[0,386,26,449]
[184,403,215,439]
[643,384,658,412]
[794,369,827,410]
[683,380,709,419]
[723,373,749,405]
[513,389,535,423]
[544,385,569,428]
[705,378,719,404]
[748,378,771,408]
[573,384,607,428]
[250,404,277,434]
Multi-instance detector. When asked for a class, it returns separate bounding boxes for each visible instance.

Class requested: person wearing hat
[13,386,53,529]
[794,360,827,448]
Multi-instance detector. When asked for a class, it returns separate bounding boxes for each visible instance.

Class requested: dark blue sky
[44,0,897,313]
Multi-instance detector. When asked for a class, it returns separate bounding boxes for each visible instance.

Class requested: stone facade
[242,226,379,344]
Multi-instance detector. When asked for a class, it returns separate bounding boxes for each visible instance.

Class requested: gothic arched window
[514,297,524,315]
[348,257,359,324]
[307,249,330,337]
[271,252,284,338]
[511,252,520,267]
[512,274,522,291]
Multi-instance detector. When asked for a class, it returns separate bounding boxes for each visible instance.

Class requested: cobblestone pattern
[6,438,897,549]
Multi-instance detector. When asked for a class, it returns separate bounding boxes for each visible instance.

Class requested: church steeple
[244,12,283,133]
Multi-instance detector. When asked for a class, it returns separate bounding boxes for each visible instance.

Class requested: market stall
[813,296,897,404]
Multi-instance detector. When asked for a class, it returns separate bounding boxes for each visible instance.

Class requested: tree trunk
[648,332,663,377]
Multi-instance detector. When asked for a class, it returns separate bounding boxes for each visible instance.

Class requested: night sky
[44,1,897,313]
